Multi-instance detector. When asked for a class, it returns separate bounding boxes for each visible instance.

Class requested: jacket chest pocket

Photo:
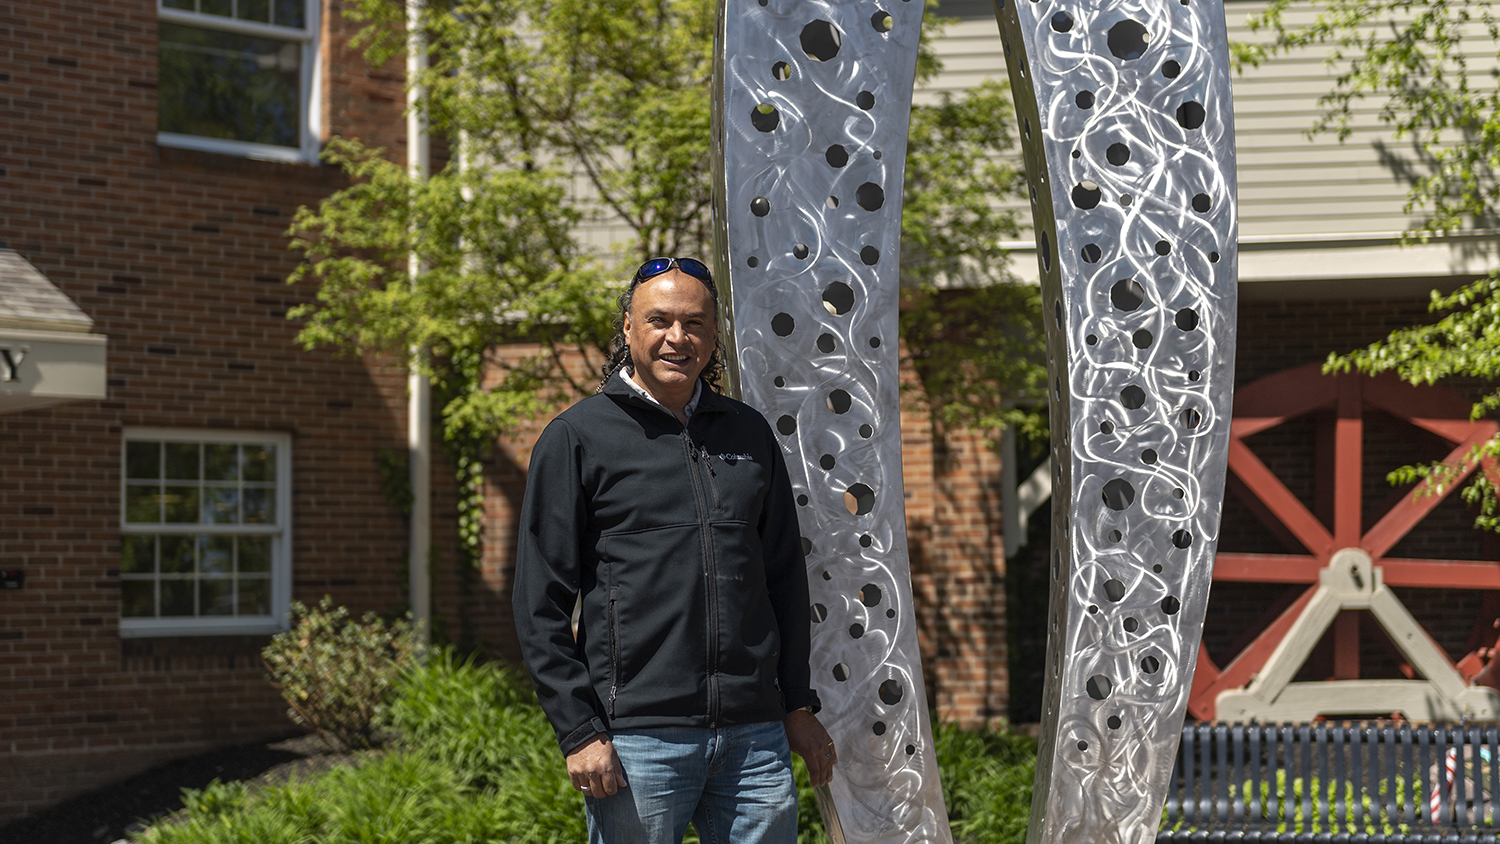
[703,452,769,516]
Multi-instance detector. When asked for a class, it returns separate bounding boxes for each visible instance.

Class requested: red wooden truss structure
[1190,364,1500,722]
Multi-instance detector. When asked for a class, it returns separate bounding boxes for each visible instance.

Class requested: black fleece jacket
[513,371,820,755]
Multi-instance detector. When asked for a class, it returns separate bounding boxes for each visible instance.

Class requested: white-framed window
[119,429,292,637]
[156,0,322,163]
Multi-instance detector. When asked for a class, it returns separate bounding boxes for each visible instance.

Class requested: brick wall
[0,0,427,819]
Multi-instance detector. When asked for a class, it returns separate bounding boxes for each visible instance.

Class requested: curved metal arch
[710,0,1239,841]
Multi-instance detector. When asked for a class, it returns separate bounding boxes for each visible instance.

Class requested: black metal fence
[1158,723,1499,843]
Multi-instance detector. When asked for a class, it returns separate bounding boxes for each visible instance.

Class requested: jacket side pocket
[608,586,621,717]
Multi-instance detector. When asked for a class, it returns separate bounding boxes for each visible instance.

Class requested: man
[513,257,836,844]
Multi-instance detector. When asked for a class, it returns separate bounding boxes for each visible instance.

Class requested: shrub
[261,596,420,750]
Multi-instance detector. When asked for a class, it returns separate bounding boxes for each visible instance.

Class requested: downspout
[406,0,432,646]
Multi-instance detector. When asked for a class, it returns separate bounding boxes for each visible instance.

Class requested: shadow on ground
[0,734,352,844]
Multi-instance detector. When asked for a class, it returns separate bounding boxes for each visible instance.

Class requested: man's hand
[565,733,628,797]
[784,708,837,787]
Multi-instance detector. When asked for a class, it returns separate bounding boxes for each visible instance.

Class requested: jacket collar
[602,369,733,419]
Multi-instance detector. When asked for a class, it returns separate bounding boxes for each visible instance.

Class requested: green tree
[288,0,1040,448]
[1241,0,1500,531]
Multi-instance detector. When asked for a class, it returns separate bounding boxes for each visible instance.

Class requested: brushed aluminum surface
[992,2,1239,843]
[710,0,952,841]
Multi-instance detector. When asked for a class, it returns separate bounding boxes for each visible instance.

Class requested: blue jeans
[585,721,798,844]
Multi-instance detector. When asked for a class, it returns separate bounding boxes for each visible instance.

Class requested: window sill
[120,617,287,638]
[157,132,320,165]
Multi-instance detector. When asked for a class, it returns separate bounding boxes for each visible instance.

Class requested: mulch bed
[0,734,362,844]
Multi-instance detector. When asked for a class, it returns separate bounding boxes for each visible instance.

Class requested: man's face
[624,271,719,397]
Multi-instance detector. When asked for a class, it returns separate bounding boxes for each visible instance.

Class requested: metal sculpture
[990,2,1239,843]
[709,0,950,841]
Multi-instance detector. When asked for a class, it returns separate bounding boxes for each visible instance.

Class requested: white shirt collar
[624,370,702,422]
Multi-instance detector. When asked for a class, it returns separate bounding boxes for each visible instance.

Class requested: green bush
[261,597,420,750]
[146,648,1040,843]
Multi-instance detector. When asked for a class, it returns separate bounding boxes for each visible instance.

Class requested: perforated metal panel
[710,0,952,841]
[991,2,1239,843]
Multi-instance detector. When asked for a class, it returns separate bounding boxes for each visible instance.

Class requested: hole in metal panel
[871,10,893,32]
[845,483,875,515]
[1141,655,1161,674]
[1075,90,1095,109]
[1050,11,1073,32]
[827,389,852,414]
[1072,181,1102,209]
[856,90,875,109]
[1102,478,1136,510]
[879,679,904,705]
[1176,308,1200,331]
[856,182,885,211]
[825,144,849,167]
[751,102,780,132]
[833,663,850,681]
[1161,595,1181,615]
[811,603,827,622]
[819,453,835,470]
[1106,143,1130,166]
[1103,579,1126,601]
[1121,385,1146,409]
[772,61,791,81]
[1132,329,1153,349]
[1107,19,1150,60]
[771,312,795,336]
[776,415,796,435]
[1173,529,1193,548]
[860,245,880,265]
[1111,278,1145,310]
[800,20,842,61]
[816,333,835,353]
[822,282,854,315]
[1192,192,1211,212]
[1086,674,1113,700]
[1177,100,1206,130]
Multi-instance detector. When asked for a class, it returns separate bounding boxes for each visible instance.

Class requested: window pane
[238,536,271,573]
[274,0,305,28]
[164,485,201,523]
[243,445,275,482]
[161,578,196,616]
[160,535,195,573]
[238,577,271,615]
[201,0,232,15]
[205,443,238,481]
[243,487,274,524]
[165,442,200,480]
[121,535,156,574]
[126,441,160,480]
[122,581,157,617]
[125,484,162,523]
[158,22,302,148]
[200,578,235,615]
[163,0,195,9]
[200,535,234,574]
[203,486,240,524]
[237,0,270,24]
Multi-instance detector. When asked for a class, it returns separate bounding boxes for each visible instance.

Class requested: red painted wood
[1231,364,1338,438]
[1228,438,1337,558]
[1360,424,1496,560]
[1335,376,1364,547]
[1380,559,1500,589]
[1214,553,1321,583]
[1334,610,1361,680]
[1187,585,1319,721]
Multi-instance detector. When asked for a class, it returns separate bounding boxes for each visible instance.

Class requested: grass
[139,650,1037,844]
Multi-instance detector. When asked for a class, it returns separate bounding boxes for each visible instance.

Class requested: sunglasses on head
[632,257,714,288]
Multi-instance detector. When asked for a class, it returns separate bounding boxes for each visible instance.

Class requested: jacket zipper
[608,586,620,717]
[683,428,720,727]
[700,445,721,509]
